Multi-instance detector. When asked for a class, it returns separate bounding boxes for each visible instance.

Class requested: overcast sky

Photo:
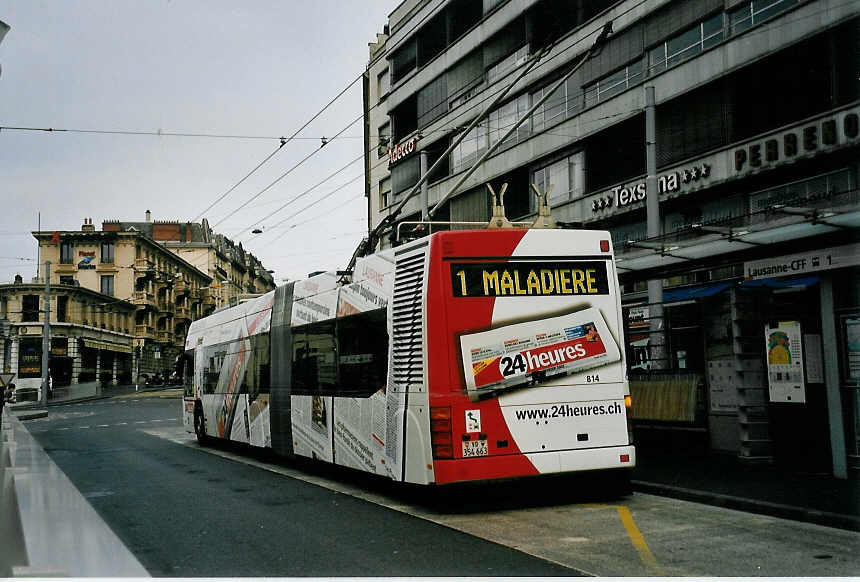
[0,0,394,285]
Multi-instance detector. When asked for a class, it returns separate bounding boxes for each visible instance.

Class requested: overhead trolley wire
[192,74,363,222]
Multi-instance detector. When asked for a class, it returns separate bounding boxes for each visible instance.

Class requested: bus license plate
[462,439,488,457]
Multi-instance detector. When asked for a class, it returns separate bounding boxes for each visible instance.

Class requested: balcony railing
[156,330,171,343]
[157,299,174,313]
[175,306,190,320]
[132,291,156,307]
[174,280,188,295]
[135,324,154,339]
[133,258,152,272]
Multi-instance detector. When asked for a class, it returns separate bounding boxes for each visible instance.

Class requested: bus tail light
[431,406,454,459]
[600,239,610,252]
[624,395,634,444]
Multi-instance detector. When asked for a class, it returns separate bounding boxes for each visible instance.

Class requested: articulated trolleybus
[182,228,634,486]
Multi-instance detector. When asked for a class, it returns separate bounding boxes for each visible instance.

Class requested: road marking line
[134,421,147,424]
[585,504,664,575]
[79,426,90,429]
[117,422,128,425]
[97,424,110,427]
[615,505,664,575]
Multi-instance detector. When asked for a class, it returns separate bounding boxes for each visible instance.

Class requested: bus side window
[246,334,270,400]
[337,308,388,397]
[291,321,337,395]
[182,350,194,398]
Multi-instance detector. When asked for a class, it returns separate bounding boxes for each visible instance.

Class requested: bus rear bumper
[526,445,636,475]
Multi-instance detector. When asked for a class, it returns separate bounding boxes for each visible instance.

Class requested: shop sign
[627,306,650,329]
[765,321,806,403]
[591,164,711,212]
[388,135,420,167]
[733,106,860,175]
[78,255,96,269]
[743,242,860,280]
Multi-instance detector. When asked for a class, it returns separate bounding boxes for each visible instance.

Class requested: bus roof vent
[391,244,427,394]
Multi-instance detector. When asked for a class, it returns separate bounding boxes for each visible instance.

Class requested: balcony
[157,299,174,313]
[174,280,188,295]
[156,330,171,343]
[132,291,156,308]
[134,258,152,272]
[135,324,154,339]
[175,306,190,320]
[202,291,217,306]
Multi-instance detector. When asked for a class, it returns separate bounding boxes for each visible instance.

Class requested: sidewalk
[632,450,860,531]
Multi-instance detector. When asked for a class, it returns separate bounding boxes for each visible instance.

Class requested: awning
[82,339,133,354]
[663,281,733,302]
[739,276,820,289]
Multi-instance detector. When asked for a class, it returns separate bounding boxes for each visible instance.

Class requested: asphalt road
[25,395,580,577]
[25,393,860,577]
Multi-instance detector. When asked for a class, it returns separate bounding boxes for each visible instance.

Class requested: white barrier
[0,409,149,577]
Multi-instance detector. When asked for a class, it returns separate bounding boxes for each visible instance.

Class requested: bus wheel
[194,408,208,445]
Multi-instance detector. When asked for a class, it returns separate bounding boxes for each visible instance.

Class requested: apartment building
[363,0,860,477]
[31,217,213,380]
[0,276,136,395]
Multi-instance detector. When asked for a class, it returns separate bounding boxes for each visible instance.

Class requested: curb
[633,480,860,532]
[10,409,48,421]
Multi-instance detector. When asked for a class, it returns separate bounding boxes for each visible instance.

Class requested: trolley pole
[645,86,667,370]
[420,150,429,222]
[41,260,51,407]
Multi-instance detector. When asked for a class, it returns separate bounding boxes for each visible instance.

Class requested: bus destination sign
[451,261,609,298]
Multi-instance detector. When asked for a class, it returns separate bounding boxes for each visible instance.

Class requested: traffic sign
[0,373,15,387]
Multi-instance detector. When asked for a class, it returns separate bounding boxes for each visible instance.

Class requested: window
[729,0,798,35]
[59,276,74,285]
[337,309,388,397]
[377,121,390,159]
[100,275,114,297]
[487,45,529,85]
[57,296,68,322]
[649,14,724,75]
[291,320,337,394]
[376,67,389,101]
[379,177,391,210]
[532,157,572,210]
[451,124,487,173]
[532,83,567,133]
[586,60,644,105]
[22,295,39,322]
[100,241,115,264]
[17,337,42,378]
[245,335,271,399]
[488,94,530,148]
[60,241,74,264]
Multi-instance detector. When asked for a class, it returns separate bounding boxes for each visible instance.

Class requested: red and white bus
[182,228,634,485]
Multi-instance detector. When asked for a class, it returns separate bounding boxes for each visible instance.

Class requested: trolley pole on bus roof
[645,86,667,371]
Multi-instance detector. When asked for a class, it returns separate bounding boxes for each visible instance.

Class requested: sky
[0,0,395,284]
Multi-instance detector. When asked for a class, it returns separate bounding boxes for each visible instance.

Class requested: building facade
[33,217,214,381]
[0,278,136,397]
[364,0,860,477]
[103,214,276,311]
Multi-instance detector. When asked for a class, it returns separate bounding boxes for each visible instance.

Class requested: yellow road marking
[585,504,665,575]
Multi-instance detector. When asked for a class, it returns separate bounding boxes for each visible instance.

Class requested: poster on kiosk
[765,321,806,404]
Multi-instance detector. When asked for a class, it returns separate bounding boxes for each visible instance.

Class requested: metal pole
[645,86,666,370]
[41,261,51,407]
[420,150,429,221]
